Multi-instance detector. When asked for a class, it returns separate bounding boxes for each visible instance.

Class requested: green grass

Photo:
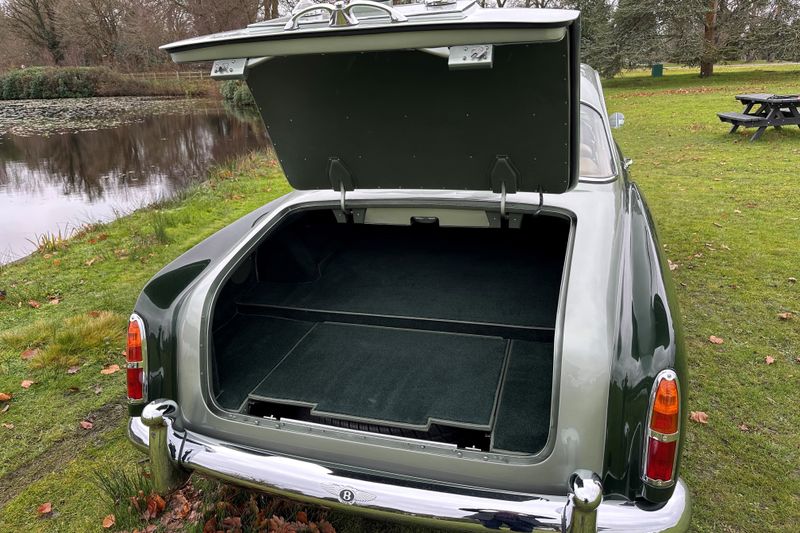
[604,64,800,532]
[0,65,798,531]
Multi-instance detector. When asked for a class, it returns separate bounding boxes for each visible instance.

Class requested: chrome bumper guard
[129,401,690,533]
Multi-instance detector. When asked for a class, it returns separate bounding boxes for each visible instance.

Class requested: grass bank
[0,66,213,100]
[0,65,798,531]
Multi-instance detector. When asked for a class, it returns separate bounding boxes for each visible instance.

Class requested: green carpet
[249,322,508,429]
[246,219,567,328]
[491,340,554,454]
[212,315,315,409]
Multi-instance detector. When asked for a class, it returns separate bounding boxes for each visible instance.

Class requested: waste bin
[651,63,664,77]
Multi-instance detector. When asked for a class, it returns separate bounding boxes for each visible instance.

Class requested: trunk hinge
[488,156,524,228]
[328,158,354,219]
[489,156,519,219]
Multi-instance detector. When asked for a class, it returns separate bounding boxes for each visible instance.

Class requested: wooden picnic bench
[717,93,800,141]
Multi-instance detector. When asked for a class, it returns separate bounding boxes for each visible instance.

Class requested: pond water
[0,99,269,264]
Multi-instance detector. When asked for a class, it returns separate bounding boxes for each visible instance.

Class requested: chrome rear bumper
[128,405,690,533]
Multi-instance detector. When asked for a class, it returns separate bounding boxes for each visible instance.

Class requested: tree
[2,0,65,64]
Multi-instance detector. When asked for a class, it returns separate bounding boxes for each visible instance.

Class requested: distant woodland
[1,0,799,77]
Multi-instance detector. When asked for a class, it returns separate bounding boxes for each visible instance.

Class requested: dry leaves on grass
[667,259,679,271]
[21,380,34,389]
[21,348,40,360]
[100,364,120,375]
[102,514,115,528]
[778,312,794,321]
[38,502,52,515]
[0,392,12,401]
[1,423,14,429]
[689,411,709,424]
[79,420,94,430]
[67,365,81,374]
[48,296,61,305]
[738,424,750,432]
[28,300,41,309]
[765,356,776,365]
[709,335,724,345]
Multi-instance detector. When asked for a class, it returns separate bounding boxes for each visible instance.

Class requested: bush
[0,67,112,99]
[220,80,255,108]
[0,66,214,99]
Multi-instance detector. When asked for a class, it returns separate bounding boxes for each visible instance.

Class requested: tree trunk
[700,0,718,77]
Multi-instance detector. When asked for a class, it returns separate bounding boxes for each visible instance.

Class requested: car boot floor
[245,224,565,328]
[213,315,554,454]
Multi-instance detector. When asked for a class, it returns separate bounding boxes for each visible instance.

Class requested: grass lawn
[1,64,798,532]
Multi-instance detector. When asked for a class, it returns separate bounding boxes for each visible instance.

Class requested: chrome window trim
[642,369,681,488]
[577,102,618,182]
[128,313,149,405]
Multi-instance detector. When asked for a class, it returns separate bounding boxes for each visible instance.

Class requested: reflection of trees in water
[0,111,269,202]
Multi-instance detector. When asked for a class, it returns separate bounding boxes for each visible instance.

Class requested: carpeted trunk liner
[249,322,508,429]
[244,223,564,328]
[213,314,554,453]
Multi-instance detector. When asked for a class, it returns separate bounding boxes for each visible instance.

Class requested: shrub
[219,80,255,108]
[0,67,214,99]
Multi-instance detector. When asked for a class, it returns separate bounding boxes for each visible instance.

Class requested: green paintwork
[601,163,688,504]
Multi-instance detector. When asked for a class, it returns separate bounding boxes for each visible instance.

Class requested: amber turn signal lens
[127,319,142,363]
[650,377,679,434]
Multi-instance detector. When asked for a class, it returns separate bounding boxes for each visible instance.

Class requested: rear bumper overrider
[129,400,690,533]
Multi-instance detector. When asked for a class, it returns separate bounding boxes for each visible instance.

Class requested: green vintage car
[126,2,691,531]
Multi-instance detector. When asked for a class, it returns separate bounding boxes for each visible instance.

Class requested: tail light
[643,370,680,486]
[126,314,147,404]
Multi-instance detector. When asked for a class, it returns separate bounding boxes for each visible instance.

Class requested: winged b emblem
[321,483,377,505]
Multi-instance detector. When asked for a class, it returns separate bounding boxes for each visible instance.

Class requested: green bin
[651,63,664,77]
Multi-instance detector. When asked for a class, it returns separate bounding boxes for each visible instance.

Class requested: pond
[0,98,269,264]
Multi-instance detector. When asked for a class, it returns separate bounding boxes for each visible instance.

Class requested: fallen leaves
[84,257,98,267]
[67,365,81,374]
[1,423,14,430]
[100,364,120,375]
[708,335,724,345]
[0,392,12,401]
[738,423,750,432]
[21,348,40,360]
[21,380,35,389]
[667,259,679,271]
[48,296,61,305]
[28,300,41,309]
[94,385,103,395]
[0,289,6,300]
[689,411,709,424]
[37,502,52,516]
[777,312,794,321]
[79,420,94,430]
[102,514,115,528]
[765,355,776,365]
[142,493,166,520]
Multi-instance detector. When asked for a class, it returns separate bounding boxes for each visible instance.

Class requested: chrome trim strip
[128,414,691,532]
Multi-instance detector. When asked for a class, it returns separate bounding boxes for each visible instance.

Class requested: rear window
[579,105,615,178]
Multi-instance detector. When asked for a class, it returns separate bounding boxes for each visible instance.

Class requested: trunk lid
[162,1,581,194]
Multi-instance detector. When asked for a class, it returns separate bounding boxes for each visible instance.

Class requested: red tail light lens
[126,315,147,403]
[643,370,680,486]
[645,437,677,481]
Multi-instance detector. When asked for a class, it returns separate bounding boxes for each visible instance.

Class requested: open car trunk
[210,208,570,456]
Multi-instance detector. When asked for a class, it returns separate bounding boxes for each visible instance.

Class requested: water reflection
[0,104,269,263]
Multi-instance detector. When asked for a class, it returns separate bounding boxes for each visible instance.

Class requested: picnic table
[717,93,800,141]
